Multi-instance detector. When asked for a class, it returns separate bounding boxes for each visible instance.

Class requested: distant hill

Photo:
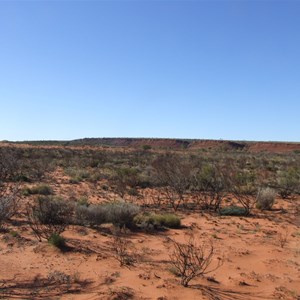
[3,138,300,153]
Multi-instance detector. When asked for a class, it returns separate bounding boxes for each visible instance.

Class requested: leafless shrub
[0,148,21,182]
[169,234,223,287]
[111,227,136,267]
[0,186,19,227]
[0,149,20,226]
[47,270,71,285]
[152,154,192,211]
[278,229,289,248]
[230,170,258,215]
[108,286,135,300]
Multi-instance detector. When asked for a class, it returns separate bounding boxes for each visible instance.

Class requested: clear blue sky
[1,1,299,142]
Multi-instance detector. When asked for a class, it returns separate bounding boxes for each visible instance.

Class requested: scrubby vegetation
[0,149,20,227]
[75,201,140,228]
[256,187,276,210]
[23,184,53,196]
[219,206,248,216]
[48,233,66,249]
[134,213,181,229]
[0,141,299,298]
[26,196,72,241]
[169,233,222,287]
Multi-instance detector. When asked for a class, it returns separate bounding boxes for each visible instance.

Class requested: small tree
[0,149,20,227]
[0,187,19,228]
[152,154,191,211]
[27,196,72,241]
[277,168,300,199]
[169,234,222,287]
[230,170,258,215]
[192,163,229,211]
[111,167,139,199]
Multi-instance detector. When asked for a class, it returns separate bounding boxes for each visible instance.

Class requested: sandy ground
[1,170,299,300]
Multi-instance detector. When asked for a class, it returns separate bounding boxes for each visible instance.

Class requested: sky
[0,0,299,142]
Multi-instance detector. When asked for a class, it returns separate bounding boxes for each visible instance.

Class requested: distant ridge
[3,138,300,153]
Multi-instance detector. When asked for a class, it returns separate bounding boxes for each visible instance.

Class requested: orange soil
[1,170,299,300]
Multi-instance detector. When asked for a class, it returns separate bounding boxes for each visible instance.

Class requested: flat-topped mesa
[1,138,300,153]
[63,138,300,153]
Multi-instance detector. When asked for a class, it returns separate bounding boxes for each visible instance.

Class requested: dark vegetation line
[2,138,300,152]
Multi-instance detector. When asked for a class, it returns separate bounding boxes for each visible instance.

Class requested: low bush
[74,201,140,228]
[23,184,53,196]
[14,174,31,183]
[64,168,90,184]
[142,145,152,151]
[105,202,140,228]
[76,196,89,207]
[277,168,300,198]
[75,204,106,226]
[134,213,181,229]
[111,229,136,267]
[48,233,66,249]
[219,206,248,216]
[169,234,222,287]
[256,187,276,210]
[10,230,20,238]
[27,196,72,241]
[128,187,139,196]
[0,192,19,226]
[157,213,181,228]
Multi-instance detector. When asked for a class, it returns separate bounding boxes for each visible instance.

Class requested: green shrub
[10,230,20,238]
[256,187,276,210]
[65,168,90,184]
[0,193,19,226]
[89,172,102,183]
[105,202,140,228]
[14,174,31,182]
[277,168,300,198]
[102,184,109,191]
[168,265,181,277]
[142,145,152,151]
[69,178,80,184]
[111,167,140,198]
[77,196,89,207]
[22,189,30,196]
[34,196,70,224]
[152,213,181,228]
[75,204,106,226]
[128,187,139,196]
[27,196,72,241]
[134,213,181,229]
[75,202,140,228]
[48,233,66,249]
[219,206,248,216]
[23,184,53,196]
